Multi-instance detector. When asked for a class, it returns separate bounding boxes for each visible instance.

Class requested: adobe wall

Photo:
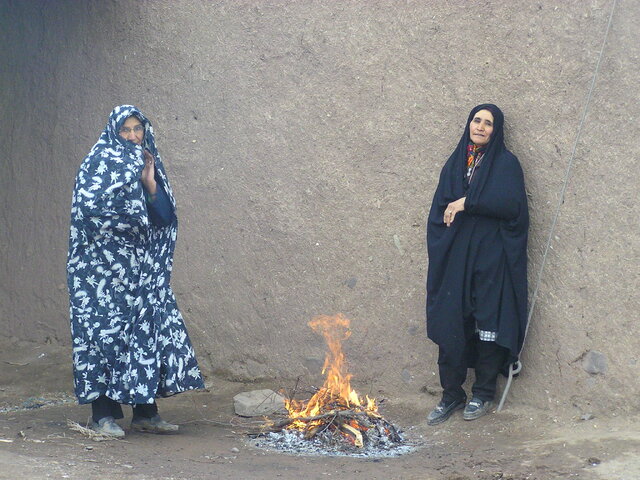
[1,0,637,414]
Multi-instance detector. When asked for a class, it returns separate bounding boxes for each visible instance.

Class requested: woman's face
[119,116,144,145]
[469,109,494,146]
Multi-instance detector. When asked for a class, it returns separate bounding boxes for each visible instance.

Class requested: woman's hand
[141,150,157,195]
[444,197,466,227]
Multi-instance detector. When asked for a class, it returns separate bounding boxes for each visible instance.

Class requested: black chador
[426,104,529,404]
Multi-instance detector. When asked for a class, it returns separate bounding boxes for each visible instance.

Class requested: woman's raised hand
[141,149,157,195]
[444,197,466,227]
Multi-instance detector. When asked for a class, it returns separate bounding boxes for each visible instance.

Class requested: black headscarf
[435,104,505,204]
[426,104,528,367]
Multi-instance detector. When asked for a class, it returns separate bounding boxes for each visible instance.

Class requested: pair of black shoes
[427,396,493,425]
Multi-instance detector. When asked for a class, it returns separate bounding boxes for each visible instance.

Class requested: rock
[420,385,440,396]
[407,324,420,336]
[230,447,239,453]
[580,413,595,421]
[393,234,404,255]
[233,389,286,417]
[345,277,357,289]
[582,350,607,375]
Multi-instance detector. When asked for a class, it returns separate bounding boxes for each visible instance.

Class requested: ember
[254,314,408,456]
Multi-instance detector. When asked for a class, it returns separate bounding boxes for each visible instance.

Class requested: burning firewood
[338,422,364,447]
[254,314,406,455]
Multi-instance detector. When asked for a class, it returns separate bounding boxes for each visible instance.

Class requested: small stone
[580,413,595,421]
[345,277,357,289]
[233,389,286,417]
[582,350,607,375]
[420,385,439,396]
[230,447,239,453]
[393,234,404,255]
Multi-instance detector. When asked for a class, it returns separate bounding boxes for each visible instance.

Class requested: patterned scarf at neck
[466,142,486,181]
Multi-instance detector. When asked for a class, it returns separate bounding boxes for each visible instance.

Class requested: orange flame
[285,314,377,430]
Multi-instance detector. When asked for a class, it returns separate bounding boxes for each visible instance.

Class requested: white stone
[233,389,286,417]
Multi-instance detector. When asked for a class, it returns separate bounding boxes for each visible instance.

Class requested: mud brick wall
[1,0,638,413]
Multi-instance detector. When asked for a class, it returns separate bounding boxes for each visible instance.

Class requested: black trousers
[91,395,158,423]
[438,337,508,403]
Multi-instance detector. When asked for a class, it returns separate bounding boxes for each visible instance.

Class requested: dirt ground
[1,338,638,480]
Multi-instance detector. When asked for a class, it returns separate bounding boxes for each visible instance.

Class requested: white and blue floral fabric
[67,105,204,405]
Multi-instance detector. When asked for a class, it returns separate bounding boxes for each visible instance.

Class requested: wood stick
[303,424,320,440]
[269,409,358,430]
[339,423,364,448]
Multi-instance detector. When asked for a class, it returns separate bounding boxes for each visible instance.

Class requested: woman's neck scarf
[466,142,486,182]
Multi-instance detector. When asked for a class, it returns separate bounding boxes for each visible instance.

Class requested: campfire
[255,314,406,456]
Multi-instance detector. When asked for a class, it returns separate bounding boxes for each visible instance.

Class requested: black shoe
[427,397,466,426]
[463,397,493,420]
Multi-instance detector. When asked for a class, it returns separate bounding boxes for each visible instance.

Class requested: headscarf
[69,105,175,245]
[67,105,203,405]
[439,103,505,201]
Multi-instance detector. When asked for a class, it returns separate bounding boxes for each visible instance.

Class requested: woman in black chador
[426,104,528,425]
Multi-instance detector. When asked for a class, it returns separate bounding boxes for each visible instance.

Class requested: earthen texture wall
[1,0,638,413]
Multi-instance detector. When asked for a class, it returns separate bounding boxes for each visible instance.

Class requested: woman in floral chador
[67,105,204,437]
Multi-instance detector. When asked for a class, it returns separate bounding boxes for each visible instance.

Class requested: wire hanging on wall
[497,0,619,412]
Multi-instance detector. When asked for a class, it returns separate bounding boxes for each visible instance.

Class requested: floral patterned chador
[67,105,204,405]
